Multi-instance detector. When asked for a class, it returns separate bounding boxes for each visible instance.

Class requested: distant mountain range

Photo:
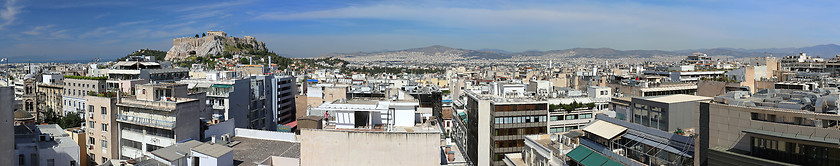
[323,44,840,62]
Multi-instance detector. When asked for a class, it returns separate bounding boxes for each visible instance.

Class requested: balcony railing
[116,114,175,129]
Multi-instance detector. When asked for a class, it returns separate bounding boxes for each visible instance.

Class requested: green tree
[195,34,199,38]
[239,58,250,64]
[202,33,206,37]
[58,113,83,128]
[41,108,60,124]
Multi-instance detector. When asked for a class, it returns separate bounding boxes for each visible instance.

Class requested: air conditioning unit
[221,134,231,142]
[613,148,625,156]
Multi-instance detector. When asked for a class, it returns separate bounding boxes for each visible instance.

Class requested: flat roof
[583,120,627,140]
[151,140,204,161]
[232,136,299,166]
[192,143,233,158]
[640,94,711,103]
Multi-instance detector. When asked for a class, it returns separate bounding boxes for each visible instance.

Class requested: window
[101,140,108,150]
[101,124,108,132]
[47,159,54,166]
[71,161,76,166]
[89,137,95,145]
[146,144,164,152]
[31,154,37,166]
[101,106,107,115]
[18,154,24,166]
[89,105,94,113]
[580,114,592,119]
[122,139,142,150]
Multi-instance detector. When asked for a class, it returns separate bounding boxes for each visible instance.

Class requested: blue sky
[1,0,839,62]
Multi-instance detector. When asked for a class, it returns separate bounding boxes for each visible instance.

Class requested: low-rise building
[300,125,441,166]
[14,124,82,166]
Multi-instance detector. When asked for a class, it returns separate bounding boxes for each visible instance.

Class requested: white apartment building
[116,83,201,160]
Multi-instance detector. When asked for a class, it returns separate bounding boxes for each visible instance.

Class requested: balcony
[117,114,175,129]
[117,98,189,111]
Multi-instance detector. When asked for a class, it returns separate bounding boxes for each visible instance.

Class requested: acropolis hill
[165,31,267,61]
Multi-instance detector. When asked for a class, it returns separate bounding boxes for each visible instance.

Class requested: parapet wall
[300,129,440,166]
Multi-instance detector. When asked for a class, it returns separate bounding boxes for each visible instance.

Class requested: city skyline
[1,0,839,62]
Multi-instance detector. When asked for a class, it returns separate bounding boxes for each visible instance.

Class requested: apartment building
[617,94,711,132]
[464,90,549,166]
[14,124,81,166]
[84,95,120,164]
[177,78,251,128]
[304,84,349,108]
[116,83,201,160]
[700,89,840,165]
[272,76,297,125]
[249,75,277,131]
[38,82,63,113]
[63,76,106,117]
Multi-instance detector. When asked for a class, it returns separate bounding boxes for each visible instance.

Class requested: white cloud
[176,0,254,12]
[21,24,53,35]
[79,27,116,38]
[0,0,21,30]
[79,20,154,38]
[21,25,71,39]
[117,20,154,26]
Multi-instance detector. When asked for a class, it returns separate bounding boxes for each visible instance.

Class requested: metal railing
[116,114,175,129]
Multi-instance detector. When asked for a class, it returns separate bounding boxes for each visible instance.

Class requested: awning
[567,146,621,166]
[212,84,232,88]
[195,82,211,88]
[580,151,609,166]
[583,120,627,140]
[743,129,840,145]
[623,134,693,157]
[284,121,298,128]
[566,146,594,162]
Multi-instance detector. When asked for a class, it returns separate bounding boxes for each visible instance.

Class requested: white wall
[189,150,233,166]
[394,108,415,127]
[204,119,235,141]
[300,129,440,166]
[234,128,296,142]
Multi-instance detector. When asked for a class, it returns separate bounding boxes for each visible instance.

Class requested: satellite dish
[550,134,558,142]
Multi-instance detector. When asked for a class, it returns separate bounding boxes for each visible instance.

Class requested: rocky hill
[165,31,267,61]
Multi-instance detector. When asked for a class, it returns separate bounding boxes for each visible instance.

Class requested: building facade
[37,83,63,114]
[63,77,106,117]
[84,95,120,164]
[116,83,202,160]
[272,76,297,125]
[465,90,549,166]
